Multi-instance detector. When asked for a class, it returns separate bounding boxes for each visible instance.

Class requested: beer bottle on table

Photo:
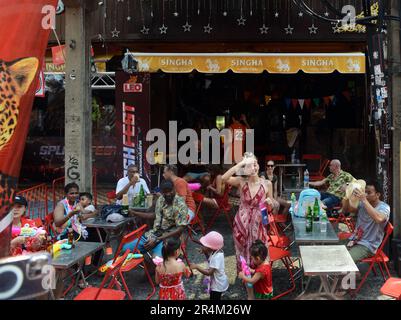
[289,193,296,216]
[313,198,320,222]
[306,206,313,233]
[68,228,75,248]
[139,185,145,208]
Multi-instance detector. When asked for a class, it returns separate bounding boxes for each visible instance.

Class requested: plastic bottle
[291,150,296,164]
[289,193,296,216]
[67,228,75,248]
[303,169,309,189]
[320,211,328,233]
[260,202,269,226]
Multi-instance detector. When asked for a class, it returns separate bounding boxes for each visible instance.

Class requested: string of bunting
[282,90,352,110]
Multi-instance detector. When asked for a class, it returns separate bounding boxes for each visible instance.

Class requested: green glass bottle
[139,185,145,207]
[313,198,320,222]
[306,206,313,233]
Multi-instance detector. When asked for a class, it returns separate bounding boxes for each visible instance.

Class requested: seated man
[163,164,196,222]
[115,164,150,205]
[309,159,354,209]
[341,180,390,263]
[124,180,189,257]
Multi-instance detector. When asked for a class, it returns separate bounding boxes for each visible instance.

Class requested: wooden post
[64,0,92,192]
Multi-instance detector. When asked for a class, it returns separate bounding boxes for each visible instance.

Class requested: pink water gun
[239,255,253,288]
[188,183,201,192]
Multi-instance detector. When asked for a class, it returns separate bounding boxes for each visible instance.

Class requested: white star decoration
[127,16,132,22]
[332,24,341,33]
[285,24,294,34]
[204,24,213,33]
[237,17,246,26]
[111,27,120,38]
[308,24,318,34]
[259,24,269,34]
[159,24,168,34]
[324,11,330,17]
[182,22,192,32]
[274,12,279,18]
[298,12,304,17]
[140,26,149,34]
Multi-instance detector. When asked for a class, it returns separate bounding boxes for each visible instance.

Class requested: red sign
[51,44,66,66]
[123,82,143,93]
[0,0,57,257]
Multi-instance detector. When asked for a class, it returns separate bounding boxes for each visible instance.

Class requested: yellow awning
[131,52,365,74]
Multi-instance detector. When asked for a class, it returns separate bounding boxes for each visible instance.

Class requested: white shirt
[115,176,150,205]
[84,204,96,212]
[209,251,229,292]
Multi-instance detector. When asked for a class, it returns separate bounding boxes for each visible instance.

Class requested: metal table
[51,241,104,296]
[292,217,339,244]
[275,163,306,197]
[299,245,359,294]
[83,216,135,243]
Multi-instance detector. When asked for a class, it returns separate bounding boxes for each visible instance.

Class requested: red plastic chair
[353,222,394,295]
[188,192,206,238]
[112,224,155,300]
[266,208,292,250]
[107,191,117,204]
[206,185,233,231]
[269,246,296,300]
[265,155,286,163]
[44,213,58,240]
[380,277,401,300]
[74,250,129,300]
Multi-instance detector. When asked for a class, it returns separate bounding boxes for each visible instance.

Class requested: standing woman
[222,154,274,268]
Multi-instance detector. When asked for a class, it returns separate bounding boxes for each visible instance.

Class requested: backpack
[296,189,321,218]
[100,204,123,220]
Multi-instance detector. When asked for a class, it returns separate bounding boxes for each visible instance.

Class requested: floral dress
[158,270,189,300]
[233,182,270,269]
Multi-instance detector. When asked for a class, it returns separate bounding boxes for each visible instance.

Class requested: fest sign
[131,52,366,74]
[0,0,57,257]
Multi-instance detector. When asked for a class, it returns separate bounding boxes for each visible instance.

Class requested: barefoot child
[190,231,229,300]
[238,240,273,300]
[155,237,190,300]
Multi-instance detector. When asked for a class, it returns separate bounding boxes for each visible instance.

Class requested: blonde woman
[222,154,274,269]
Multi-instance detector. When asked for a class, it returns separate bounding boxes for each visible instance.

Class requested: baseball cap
[14,195,28,206]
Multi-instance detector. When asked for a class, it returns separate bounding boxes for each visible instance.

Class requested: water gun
[188,183,201,192]
[12,224,45,238]
[53,239,73,254]
[239,255,253,288]
[99,253,143,272]
[152,256,183,266]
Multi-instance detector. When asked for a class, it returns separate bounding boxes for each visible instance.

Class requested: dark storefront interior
[21,68,374,186]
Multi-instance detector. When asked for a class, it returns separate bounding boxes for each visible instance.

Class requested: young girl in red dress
[238,240,273,300]
[155,237,191,300]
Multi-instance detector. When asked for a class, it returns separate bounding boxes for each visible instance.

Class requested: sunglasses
[266,165,274,168]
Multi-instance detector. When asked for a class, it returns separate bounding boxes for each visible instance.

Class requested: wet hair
[164,164,178,176]
[366,180,383,195]
[79,192,93,201]
[160,180,174,192]
[64,182,79,194]
[162,237,181,266]
[250,240,268,261]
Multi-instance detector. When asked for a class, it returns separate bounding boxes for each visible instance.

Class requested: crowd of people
[8,152,391,300]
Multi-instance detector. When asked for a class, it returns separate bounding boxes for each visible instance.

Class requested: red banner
[115,72,151,187]
[0,0,57,257]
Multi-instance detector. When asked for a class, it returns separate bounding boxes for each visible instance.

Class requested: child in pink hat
[190,231,229,300]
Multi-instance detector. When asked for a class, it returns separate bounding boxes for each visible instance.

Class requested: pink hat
[199,231,224,251]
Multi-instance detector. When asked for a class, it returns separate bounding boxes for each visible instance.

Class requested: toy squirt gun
[240,255,253,288]
[12,224,46,238]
